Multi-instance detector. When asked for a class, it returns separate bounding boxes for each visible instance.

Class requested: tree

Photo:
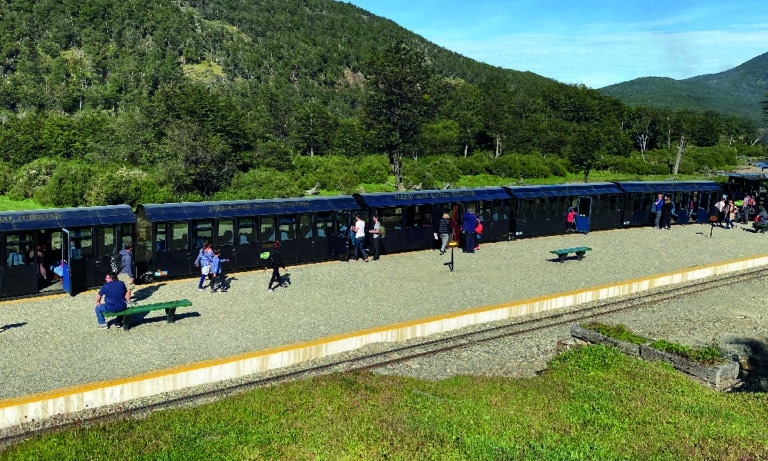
[363,42,436,190]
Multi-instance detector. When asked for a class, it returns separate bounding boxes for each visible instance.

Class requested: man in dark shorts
[95,271,131,329]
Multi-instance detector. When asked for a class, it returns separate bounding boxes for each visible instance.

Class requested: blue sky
[339,1,768,88]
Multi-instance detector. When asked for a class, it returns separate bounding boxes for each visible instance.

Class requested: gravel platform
[2,221,768,399]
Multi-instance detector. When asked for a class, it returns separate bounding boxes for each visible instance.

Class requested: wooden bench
[103,299,192,330]
[550,246,592,263]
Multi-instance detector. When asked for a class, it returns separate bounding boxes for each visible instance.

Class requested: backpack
[378,225,386,239]
[110,252,124,273]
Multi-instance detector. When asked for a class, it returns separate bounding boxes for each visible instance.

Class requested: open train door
[61,228,86,296]
[575,196,592,234]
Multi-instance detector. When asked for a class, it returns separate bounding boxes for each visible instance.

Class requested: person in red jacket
[566,207,577,232]
[474,218,483,251]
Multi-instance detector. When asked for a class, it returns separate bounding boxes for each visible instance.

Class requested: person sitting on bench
[95,271,131,330]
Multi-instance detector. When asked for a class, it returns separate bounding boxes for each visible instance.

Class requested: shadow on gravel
[727,338,768,393]
[0,322,26,333]
[127,311,201,329]
[132,283,166,302]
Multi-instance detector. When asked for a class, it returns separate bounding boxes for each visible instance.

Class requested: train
[2,176,762,300]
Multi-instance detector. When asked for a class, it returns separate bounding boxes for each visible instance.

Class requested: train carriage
[616,181,724,226]
[135,196,361,278]
[723,173,768,221]
[354,188,513,253]
[0,205,136,299]
[504,183,624,237]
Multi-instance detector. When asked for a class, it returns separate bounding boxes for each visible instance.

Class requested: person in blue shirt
[210,248,230,293]
[462,208,477,253]
[95,271,130,329]
[194,240,214,291]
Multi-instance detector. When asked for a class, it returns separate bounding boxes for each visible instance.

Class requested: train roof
[0,204,136,232]
[504,182,622,198]
[615,181,722,193]
[137,196,361,221]
[354,188,511,207]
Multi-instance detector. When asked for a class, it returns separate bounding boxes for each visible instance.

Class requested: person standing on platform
[438,212,451,255]
[723,199,736,229]
[462,208,476,253]
[117,242,135,293]
[660,195,674,230]
[95,271,130,329]
[474,216,483,251]
[653,193,664,229]
[351,214,368,262]
[368,215,381,261]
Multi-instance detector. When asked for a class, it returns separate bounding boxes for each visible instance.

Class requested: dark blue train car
[616,181,723,226]
[136,196,361,278]
[354,188,513,253]
[0,205,136,298]
[504,183,624,237]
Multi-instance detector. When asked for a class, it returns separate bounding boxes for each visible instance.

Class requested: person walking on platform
[462,208,477,253]
[95,271,130,329]
[438,212,451,255]
[210,248,229,293]
[194,240,214,291]
[117,242,135,292]
[267,241,287,292]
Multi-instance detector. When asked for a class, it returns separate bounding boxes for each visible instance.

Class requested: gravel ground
[2,220,768,399]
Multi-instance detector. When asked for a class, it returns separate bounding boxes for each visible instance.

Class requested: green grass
[0,197,43,212]
[3,346,768,460]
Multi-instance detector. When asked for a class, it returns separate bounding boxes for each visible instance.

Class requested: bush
[8,157,58,200]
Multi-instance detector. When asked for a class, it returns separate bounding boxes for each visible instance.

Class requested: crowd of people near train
[649,191,768,231]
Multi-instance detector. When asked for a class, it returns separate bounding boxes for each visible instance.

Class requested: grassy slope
[3,346,768,460]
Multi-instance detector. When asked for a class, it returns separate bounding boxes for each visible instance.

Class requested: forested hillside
[600,52,768,127]
[0,0,763,208]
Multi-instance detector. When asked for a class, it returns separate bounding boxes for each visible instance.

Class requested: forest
[0,0,764,208]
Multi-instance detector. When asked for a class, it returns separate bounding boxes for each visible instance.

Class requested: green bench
[550,246,592,263]
[754,222,768,234]
[103,299,192,330]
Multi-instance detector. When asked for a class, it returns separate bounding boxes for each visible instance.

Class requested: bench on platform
[754,222,768,234]
[104,299,192,330]
[550,246,592,263]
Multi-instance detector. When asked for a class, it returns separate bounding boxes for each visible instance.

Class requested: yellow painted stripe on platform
[2,253,768,415]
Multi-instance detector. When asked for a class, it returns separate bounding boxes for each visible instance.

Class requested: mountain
[599,52,768,126]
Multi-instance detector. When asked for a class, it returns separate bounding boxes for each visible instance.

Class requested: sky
[339,0,768,88]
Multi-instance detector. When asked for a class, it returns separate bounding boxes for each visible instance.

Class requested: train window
[379,208,400,231]
[97,227,118,258]
[279,216,296,241]
[192,221,213,249]
[69,228,92,259]
[298,214,312,239]
[155,224,168,252]
[5,233,33,266]
[218,220,234,246]
[404,206,430,228]
[315,212,333,238]
[237,219,256,245]
[171,223,188,250]
[260,217,276,242]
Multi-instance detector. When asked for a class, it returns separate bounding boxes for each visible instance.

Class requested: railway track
[2,267,764,449]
